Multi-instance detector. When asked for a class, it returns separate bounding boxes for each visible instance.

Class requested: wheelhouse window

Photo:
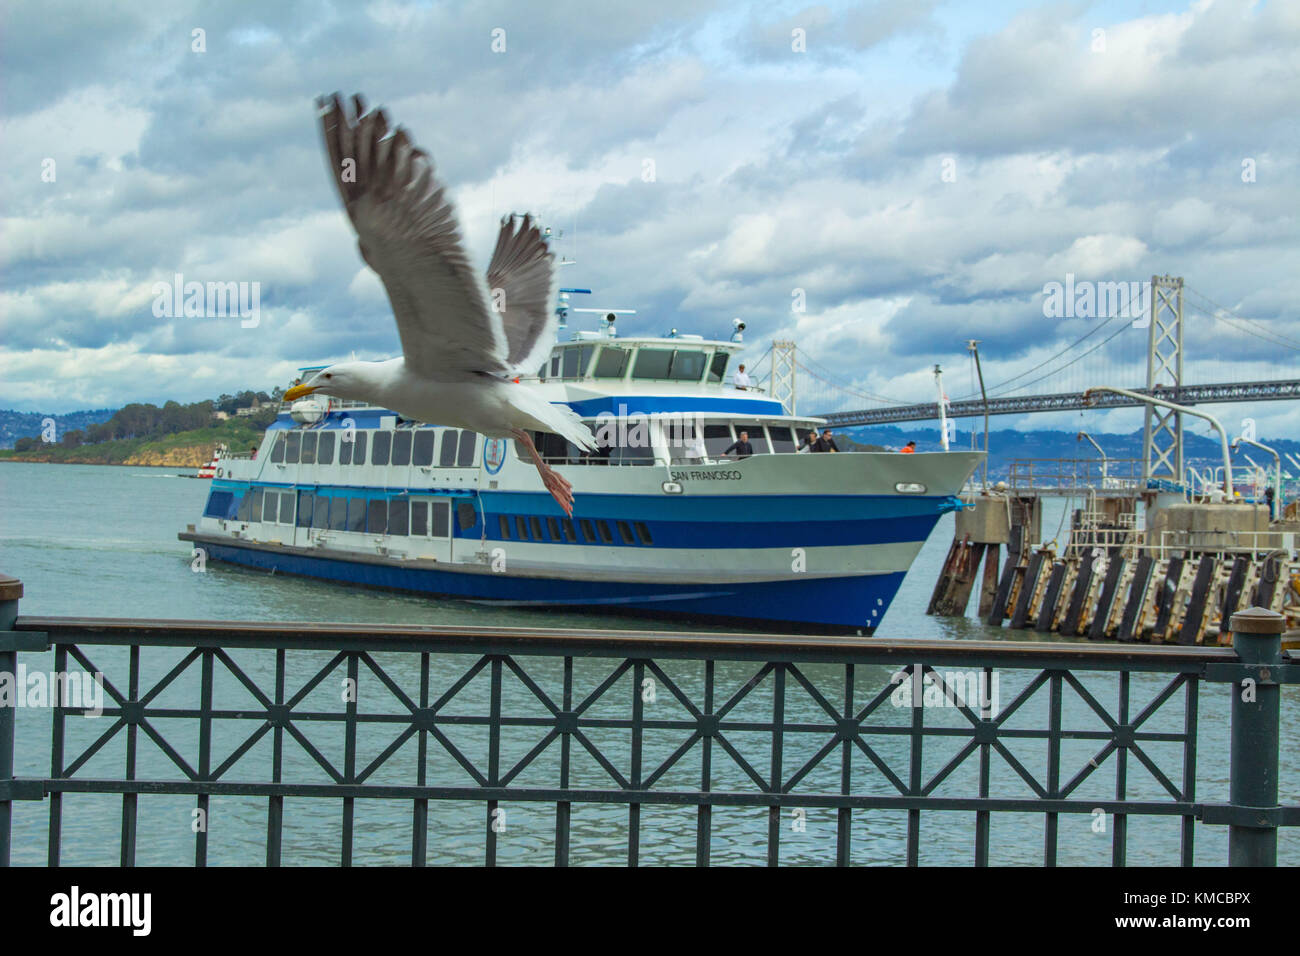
[708,352,729,384]
[669,350,706,382]
[593,346,630,378]
[632,348,673,380]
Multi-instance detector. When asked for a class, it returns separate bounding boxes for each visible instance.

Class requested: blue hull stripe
[200,541,902,631]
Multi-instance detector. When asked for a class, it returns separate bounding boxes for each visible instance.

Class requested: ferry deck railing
[1,574,1296,867]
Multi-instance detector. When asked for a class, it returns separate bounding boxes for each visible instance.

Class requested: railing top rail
[12,615,1253,669]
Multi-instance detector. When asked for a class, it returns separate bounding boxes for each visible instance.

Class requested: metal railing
[1007,458,1146,494]
[1,575,1296,867]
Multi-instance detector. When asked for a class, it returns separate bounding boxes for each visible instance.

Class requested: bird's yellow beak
[283,383,319,401]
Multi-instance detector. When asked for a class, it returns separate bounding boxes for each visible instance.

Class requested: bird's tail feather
[507,387,598,451]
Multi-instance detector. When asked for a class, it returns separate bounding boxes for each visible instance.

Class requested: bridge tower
[770,340,797,415]
[1142,275,1184,483]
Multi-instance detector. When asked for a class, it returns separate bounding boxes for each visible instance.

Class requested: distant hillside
[0,418,268,467]
[844,425,1300,478]
[0,408,116,449]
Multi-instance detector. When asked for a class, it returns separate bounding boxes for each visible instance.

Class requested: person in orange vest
[899,440,916,453]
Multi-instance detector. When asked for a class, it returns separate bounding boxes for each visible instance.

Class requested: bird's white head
[283,362,378,403]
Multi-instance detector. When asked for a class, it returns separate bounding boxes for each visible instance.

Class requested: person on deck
[899,440,916,454]
[733,364,752,390]
[812,428,839,453]
[722,431,754,459]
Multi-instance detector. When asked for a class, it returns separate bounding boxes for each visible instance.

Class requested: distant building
[212,410,230,421]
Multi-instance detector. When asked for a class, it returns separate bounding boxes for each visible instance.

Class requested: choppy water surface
[1,462,1295,865]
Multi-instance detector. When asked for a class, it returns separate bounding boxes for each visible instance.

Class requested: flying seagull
[284,93,596,516]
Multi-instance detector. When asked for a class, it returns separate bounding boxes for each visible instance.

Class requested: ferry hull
[190,536,914,634]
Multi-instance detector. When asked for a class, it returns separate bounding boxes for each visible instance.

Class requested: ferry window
[371,430,391,466]
[300,432,317,465]
[703,424,734,457]
[457,431,477,467]
[561,347,579,378]
[634,521,653,545]
[736,424,770,454]
[347,498,366,532]
[550,353,561,378]
[204,490,233,519]
[367,499,387,534]
[670,350,706,382]
[529,516,543,540]
[284,432,301,463]
[338,433,352,465]
[613,441,655,466]
[580,519,596,542]
[561,519,577,543]
[410,501,428,536]
[413,430,435,466]
[352,431,367,464]
[297,492,314,527]
[546,517,561,541]
[768,426,795,454]
[329,496,347,531]
[632,348,673,380]
[579,345,595,376]
[515,515,528,540]
[439,430,459,467]
[312,496,330,529]
[430,500,450,538]
[250,489,264,523]
[594,346,629,378]
[708,352,729,383]
[392,430,412,467]
[271,434,286,463]
[498,515,510,539]
[617,520,635,545]
[279,492,295,525]
[388,498,409,536]
[318,432,336,465]
[596,520,613,544]
[237,492,252,522]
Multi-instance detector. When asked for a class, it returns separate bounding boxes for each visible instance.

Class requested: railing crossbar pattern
[2,613,1297,867]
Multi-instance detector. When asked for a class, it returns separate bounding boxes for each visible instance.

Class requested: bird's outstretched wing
[318,93,510,377]
[486,214,557,378]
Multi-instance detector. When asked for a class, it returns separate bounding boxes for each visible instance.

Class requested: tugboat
[179,305,980,633]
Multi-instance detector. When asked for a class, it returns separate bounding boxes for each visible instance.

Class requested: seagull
[283,93,596,517]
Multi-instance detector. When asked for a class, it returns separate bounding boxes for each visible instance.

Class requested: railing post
[0,574,22,867]
[1227,606,1285,866]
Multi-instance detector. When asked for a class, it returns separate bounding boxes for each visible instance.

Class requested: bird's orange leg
[511,429,575,517]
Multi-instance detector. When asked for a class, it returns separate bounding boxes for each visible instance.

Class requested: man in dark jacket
[813,428,839,453]
[723,430,754,459]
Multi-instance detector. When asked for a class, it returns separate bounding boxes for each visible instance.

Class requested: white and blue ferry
[180,320,980,633]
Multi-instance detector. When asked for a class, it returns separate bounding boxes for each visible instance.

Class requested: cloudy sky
[3,0,1297,438]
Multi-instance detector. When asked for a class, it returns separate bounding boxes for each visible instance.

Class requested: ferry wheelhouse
[180,327,981,633]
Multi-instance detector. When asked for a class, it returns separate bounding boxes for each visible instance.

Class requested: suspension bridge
[749,276,1299,478]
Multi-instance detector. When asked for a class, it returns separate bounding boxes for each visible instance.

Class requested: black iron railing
[1,575,1296,866]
